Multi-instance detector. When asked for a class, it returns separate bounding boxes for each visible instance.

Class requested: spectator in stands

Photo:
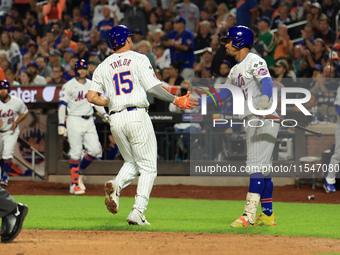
[163,18,174,34]
[132,28,144,51]
[62,55,78,81]
[236,0,257,27]
[169,0,200,35]
[0,31,22,71]
[23,10,39,41]
[194,47,213,78]
[97,40,110,62]
[96,5,118,42]
[305,64,323,90]
[164,61,184,86]
[28,42,39,60]
[76,16,92,45]
[250,25,267,57]
[20,70,34,85]
[0,59,11,74]
[271,0,295,30]
[4,13,16,35]
[61,11,72,31]
[19,52,31,73]
[258,16,276,68]
[298,22,315,52]
[62,48,74,71]
[261,0,275,19]
[214,60,231,87]
[27,61,47,85]
[164,15,195,80]
[87,60,99,80]
[195,20,212,51]
[137,40,156,68]
[36,56,52,79]
[37,38,51,58]
[5,68,20,86]
[154,44,171,70]
[19,34,32,56]
[13,27,24,48]
[151,28,164,49]
[48,49,62,68]
[88,31,99,53]
[301,38,328,74]
[215,3,229,28]
[43,0,66,25]
[311,64,338,95]
[309,2,322,31]
[118,0,152,37]
[293,45,304,77]
[47,65,66,84]
[322,0,340,29]
[57,30,78,53]
[92,0,106,28]
[204,0,217,17]
[314,15,336,45]
[72,7,83,29]
[200,7,211,21]
[273,59,294,87]
[76,40,90,62]
[51,23,63,49]
[274,24,293,61]
[147,12,163,35]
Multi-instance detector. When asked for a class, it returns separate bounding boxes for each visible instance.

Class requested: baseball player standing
[200,26,279,227]
[0,80,28,186]
[58,59,109,195]
[324,86,340,193]
[87,25,198,225]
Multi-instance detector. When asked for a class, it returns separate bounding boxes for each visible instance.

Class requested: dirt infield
[1,181,340,254]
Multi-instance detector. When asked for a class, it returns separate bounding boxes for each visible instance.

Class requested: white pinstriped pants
[245,117,279,175]
[327,119,340,184]
[109,108,157,213]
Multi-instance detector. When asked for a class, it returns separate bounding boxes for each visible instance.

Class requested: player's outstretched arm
[87,90,108,107]
[58,101,67,135]
[148,84,198,109]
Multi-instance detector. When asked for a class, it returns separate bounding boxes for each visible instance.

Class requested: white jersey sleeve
[139,55,162,91]
[60,83,71,104]
[0,96,28,132]
[91,68,105,93]
[248,54,271,83]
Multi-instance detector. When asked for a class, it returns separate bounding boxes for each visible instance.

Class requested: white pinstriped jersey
[0,96,28,132]
[90,51,162,112]
[335,86,340,106]
[228,52,271,118]
[59,78,95,116]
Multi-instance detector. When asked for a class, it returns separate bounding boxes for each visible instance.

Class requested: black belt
[0,130,7,133]
[81,116,91,119]
[110,107,141,115]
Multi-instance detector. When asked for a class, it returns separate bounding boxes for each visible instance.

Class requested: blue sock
[249,172,264,194]
[79,154,95,174]
[261,174,274,216]
[2,159,12,177]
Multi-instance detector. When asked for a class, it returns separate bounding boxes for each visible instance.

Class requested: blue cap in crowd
[173,15,186,24]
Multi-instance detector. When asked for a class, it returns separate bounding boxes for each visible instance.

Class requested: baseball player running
[324,86,340,193]
[199,26,279,227]
[0,80,28,186]
[87,25,198,225]
[58,59,109,195]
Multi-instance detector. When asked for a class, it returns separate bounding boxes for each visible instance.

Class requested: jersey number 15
[113,71,134,95]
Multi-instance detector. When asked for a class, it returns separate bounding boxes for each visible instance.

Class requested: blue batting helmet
[220,26,254,49]
[75,59,88,77]
[0,79,10,92]
[108,25,133,49]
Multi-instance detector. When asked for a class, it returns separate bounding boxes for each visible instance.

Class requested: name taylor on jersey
[110,58,132,70]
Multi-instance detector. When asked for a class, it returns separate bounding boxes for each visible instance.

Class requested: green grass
[14,195,340,239]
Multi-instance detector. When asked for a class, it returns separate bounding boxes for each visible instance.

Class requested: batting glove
[256,95,271,110]
[58,124,66,136]
[173,92,199,109]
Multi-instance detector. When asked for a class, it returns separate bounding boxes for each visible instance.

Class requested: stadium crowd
[0,0,339,99]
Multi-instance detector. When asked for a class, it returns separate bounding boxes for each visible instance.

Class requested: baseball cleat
[230,215,254,227]
[254,212,276,226]
[1,176,8,186]
[104,180,120,214]
[1,203,28,243]
[69,184,85,195]
[323,182,336,193]
[126,209,150,225]
[78,175,86,191]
